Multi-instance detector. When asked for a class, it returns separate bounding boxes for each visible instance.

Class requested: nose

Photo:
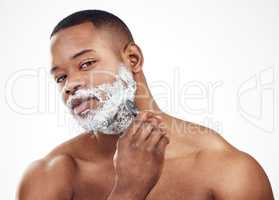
[64,80,83,96]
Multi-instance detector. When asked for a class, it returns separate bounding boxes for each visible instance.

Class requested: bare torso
[45,118,234,200]
[73,150,212,200]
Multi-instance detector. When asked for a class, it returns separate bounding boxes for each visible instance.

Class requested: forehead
[50,22,110,65]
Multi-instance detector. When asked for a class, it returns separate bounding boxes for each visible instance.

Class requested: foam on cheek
[68,64,137,135]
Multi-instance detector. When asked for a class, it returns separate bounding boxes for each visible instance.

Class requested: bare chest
[72,159,212,200]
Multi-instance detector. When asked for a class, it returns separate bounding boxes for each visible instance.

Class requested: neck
[94,71,174,156]
[133,72,162,113]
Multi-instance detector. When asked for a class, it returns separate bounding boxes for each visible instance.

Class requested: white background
[0,0,278,199]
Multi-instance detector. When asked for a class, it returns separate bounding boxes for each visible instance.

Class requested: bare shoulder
[16,132,97,199]
[16,154,77,200]
[185,123,274,199]
[16,134,84,200]
[206,148,274,199]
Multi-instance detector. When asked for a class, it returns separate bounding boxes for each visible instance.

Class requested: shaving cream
[67,64,138,135]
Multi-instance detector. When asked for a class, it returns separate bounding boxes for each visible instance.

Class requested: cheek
[60,87,67,104]
[56,82,68,104]
[86,67,118,87]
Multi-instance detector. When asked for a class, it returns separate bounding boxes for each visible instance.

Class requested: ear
[122,42,144,73]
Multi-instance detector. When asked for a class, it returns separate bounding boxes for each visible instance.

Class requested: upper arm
[213,151,274,200]
[16,155,77,200]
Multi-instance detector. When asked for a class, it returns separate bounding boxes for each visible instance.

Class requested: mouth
[70,96,99,116]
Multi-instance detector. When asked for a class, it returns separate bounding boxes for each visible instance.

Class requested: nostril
[65,84,81,95]
[65,89,71,95]
[72,85,81,95]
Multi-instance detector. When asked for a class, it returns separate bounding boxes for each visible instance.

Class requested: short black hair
[50,9,134,43]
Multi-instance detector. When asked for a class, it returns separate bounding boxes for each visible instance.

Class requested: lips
[73,99,90,115]
[70,96,98,115]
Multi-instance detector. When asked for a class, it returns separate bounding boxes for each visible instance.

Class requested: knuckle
[157,129,165,135]
[130,142,140,149]
[158,122,166,129]
[149,118,159,127]
[140,132,151,141]
[145,145,154,152]
[133,112,144,123]
[152,128,162,135]
[142,122,153,132]
[162,136,170,144]
[130,124,138,133]
[146,123,154,131]
[160,131,167,137]
[141,111,153,120]
[142,121,149,128]
[148,131,159,140]
[139,111,148,118]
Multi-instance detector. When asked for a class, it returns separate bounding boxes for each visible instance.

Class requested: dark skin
[16,22,274,200]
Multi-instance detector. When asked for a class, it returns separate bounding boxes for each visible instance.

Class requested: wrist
[108,177,147,200]
[108,189,138,200]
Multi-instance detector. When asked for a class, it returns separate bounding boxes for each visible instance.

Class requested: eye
[56,74,67,83]
[79,60,96,70]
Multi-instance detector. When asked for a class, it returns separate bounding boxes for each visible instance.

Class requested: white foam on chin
[67,64,137,135]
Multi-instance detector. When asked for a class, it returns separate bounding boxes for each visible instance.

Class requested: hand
[112,111,169,199]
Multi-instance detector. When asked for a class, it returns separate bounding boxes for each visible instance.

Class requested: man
[17,10,274,200]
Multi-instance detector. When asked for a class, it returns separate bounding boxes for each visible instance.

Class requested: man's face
[50,22,123,108]
[50,22,137,134]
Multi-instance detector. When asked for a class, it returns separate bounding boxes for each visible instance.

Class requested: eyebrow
[50,66,59,74]
[50,49,95,74]
[71,48,95,59]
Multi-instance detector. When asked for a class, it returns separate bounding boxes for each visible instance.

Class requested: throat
[94,132,120,156]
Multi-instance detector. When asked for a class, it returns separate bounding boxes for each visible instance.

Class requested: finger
[146,115,162,125]
[133,115,162,141]
[156,135,170,154]
[134,119,158,144]
[121,111,153,138]
[145,128,166,150]
[151,114,163,121]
